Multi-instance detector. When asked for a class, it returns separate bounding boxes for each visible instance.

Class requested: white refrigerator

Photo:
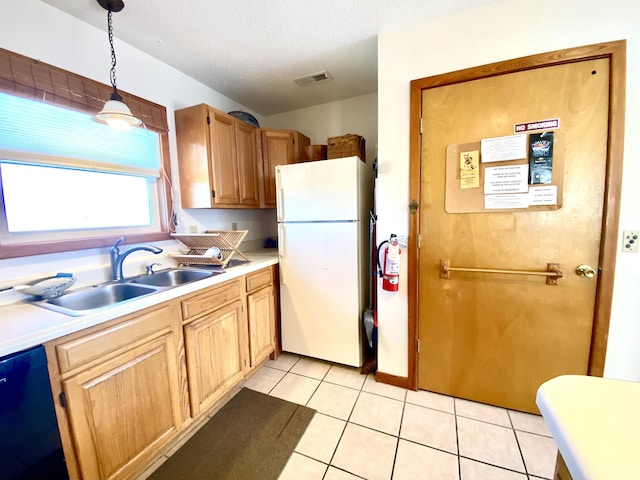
[276,156,373,367]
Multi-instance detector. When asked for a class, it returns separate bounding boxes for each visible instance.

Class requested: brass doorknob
[575,264,596,278]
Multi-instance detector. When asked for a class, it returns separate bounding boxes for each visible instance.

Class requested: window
[0,91,172,258]
[1,163,153,232]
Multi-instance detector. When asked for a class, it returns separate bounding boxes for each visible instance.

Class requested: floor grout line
[454,396,462,480]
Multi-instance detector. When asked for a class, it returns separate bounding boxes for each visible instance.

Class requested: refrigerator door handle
[276,190,284,222]
[276,167,284,222]
[278,224,285,285]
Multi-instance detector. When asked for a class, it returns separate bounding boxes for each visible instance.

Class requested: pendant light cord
[106,8,119,97]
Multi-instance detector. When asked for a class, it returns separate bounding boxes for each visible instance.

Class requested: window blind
[0,92,161,176]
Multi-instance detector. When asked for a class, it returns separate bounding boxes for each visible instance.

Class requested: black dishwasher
[0,345,68,480]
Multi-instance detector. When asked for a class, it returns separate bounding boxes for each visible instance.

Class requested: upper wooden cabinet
[175,104,260,208]
[235,120,261,206]
[258,129,310,207]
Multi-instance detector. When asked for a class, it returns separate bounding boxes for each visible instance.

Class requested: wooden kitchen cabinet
[175,104,260,208]
[44,265,279,479]
[258,128,310,207]
[246,267,276,367]
[46,302,188,480]
[181,279,248,416]
[235,119,261,206]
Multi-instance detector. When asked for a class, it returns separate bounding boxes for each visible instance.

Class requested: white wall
[377,0,640,381]
[0,0,274,287]
[264,93,378,164]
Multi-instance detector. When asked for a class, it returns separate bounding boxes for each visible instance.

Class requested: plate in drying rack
[170,230,249,267]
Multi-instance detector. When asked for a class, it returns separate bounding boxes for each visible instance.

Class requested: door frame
[407,40,626,390]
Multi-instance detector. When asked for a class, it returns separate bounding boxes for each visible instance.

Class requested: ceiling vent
[294,70,333,87]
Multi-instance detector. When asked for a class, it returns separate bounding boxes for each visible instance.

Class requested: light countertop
[536,375,640,480]
[0,251,278,357]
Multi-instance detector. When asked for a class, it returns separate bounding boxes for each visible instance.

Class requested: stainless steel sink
[128,268,220,287]
[33,268,223,316]
[37,283,159,316]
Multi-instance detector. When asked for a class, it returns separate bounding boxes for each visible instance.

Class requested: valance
[0,48,168,133]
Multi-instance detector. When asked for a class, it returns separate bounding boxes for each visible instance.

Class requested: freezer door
[278,221,363,367]
[276,156,361,222]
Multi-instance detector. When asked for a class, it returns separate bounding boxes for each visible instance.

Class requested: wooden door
[63,334,183,479]
[183,300,246,415]
[235,120,260,206]
[209,110,239,205]
[418,58,609,413]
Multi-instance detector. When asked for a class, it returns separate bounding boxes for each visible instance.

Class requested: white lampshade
[93,98,142,129]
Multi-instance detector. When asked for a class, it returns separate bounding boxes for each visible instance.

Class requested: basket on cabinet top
[170,230,249,267]
[326,134,366,162]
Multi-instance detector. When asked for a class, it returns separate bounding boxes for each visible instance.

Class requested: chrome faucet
[110,237,163,281]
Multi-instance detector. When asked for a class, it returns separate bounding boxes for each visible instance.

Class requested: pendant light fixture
[93,0,142,129]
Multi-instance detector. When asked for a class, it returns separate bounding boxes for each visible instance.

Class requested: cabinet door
[184,300,246,415]
[209,110,239,205]
[235,121,260,207]
[63,333,184,480]
[175,104,212,208]
[261,130,294,206]
[247,285,276,367]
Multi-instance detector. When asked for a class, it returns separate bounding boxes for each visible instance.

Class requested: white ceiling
[42,0,495,116]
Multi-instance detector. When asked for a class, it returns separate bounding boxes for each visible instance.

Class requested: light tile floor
[242,353,558,480]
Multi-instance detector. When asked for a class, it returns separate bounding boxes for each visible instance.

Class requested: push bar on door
[440,259,562,285]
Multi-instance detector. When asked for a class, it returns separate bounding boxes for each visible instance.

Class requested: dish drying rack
[171,230,249,267]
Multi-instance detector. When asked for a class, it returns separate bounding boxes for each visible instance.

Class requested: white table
[536,375,640,480]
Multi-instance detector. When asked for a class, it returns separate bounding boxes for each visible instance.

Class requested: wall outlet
[622,230,639,252]
[231,222,238,231]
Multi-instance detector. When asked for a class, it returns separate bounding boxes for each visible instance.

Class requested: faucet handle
[112,236,126,252]
[145,263,161,275]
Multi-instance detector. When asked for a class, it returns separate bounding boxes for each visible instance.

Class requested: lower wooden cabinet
[63,333,183,480]
[246,268,276,367]
[45,265,279,480]
[183,299,246,416]
[47,302,188,480]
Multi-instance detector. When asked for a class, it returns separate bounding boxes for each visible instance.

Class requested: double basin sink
[34,268,224,316]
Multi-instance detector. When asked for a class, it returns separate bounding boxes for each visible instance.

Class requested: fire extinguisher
[377,233,401,291]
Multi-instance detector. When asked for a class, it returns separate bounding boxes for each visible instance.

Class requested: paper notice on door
[459,150,479,189]
[528,185,558,205]
[484,165,529,194]
[481,133,527,163]
[484,194,529,209]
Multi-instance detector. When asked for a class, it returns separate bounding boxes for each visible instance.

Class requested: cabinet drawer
[56,303,175,374]
[246,268,272,293]
[182,279,242,321]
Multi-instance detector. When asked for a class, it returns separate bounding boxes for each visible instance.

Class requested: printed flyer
[528,132,554,184]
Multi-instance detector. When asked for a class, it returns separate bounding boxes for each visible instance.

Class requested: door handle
[440,259,562,285]
[575,264,596,278]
